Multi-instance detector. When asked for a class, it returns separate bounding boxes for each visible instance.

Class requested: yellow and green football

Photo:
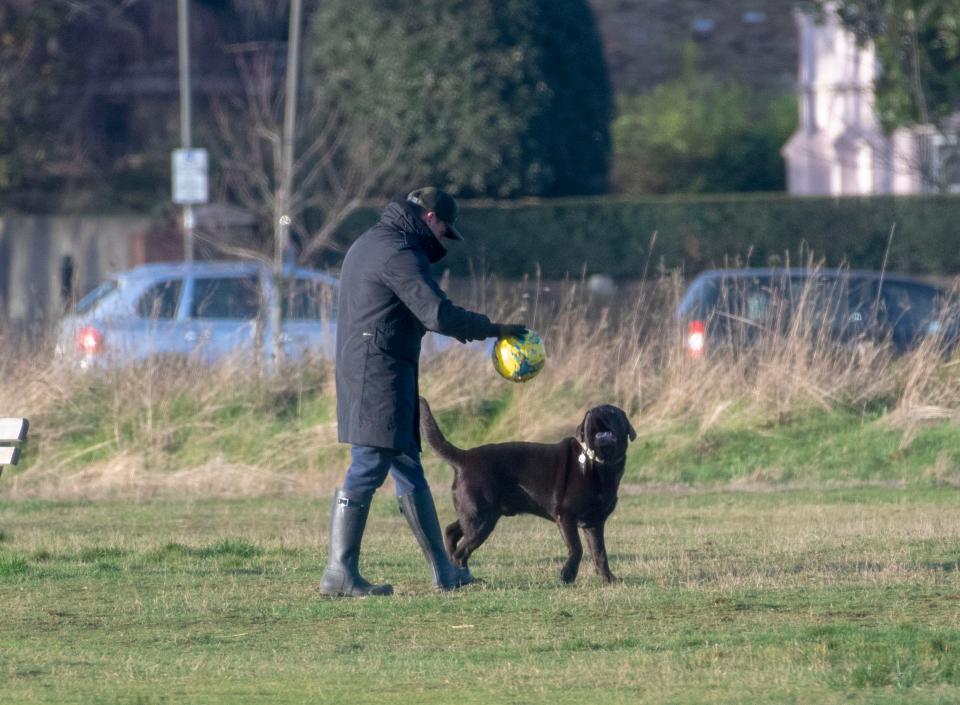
[491,330,546,383]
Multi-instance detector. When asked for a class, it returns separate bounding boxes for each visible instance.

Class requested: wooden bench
[0,417,29,476]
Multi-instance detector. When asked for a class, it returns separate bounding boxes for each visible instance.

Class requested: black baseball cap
[407,187,463,240]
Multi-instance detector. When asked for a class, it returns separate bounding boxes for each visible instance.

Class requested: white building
[782,4,960,195]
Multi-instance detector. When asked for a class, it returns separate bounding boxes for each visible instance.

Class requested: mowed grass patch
[1,490,959,704]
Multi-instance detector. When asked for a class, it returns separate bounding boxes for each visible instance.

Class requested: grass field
[3,272,960,703]
[2,487,959,704]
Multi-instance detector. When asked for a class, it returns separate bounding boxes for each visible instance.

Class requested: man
[320,187,527,597]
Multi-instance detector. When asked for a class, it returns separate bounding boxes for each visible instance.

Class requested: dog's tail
[419,397,464,463]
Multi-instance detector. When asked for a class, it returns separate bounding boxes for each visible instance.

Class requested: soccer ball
[491,330,546,383]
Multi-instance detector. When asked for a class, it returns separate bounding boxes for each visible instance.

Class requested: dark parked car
[676,268,958,357]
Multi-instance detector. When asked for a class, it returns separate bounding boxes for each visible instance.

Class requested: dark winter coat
[335,200,496,452]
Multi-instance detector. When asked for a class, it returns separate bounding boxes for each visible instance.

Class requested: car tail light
[686,320,705,358]
[76,326,105,356]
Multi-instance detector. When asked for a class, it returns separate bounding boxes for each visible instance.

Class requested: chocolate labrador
[419,397,636,584]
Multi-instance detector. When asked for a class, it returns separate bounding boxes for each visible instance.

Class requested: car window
[74,280,118,315]
[792,276,870,328]
[714,276,781,325]
[677,279,718,319]
[135,279,182,319]
[689,274,877,330]
[190,276,261,319]
[743,289,770,322]
[880,283,937,329]
[282,278,336,321]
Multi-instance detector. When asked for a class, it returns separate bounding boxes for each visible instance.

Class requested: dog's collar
[577,438,626,467]
[576,438,605,466]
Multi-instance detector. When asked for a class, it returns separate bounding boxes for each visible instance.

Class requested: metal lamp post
[174,0,207,261]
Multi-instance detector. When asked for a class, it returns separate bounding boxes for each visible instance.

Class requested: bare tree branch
[210,38,401,264]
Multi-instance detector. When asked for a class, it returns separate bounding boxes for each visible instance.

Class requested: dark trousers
[342,444,430,498]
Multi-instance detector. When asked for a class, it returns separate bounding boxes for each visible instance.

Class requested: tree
[0,1,224,211]
[306,0,613,198]
[0,0,300,211]
[209,42,399,264]
[208,0,400,369]
[611,43,797,194]
[822,0,960,129]
[0,1,118,203]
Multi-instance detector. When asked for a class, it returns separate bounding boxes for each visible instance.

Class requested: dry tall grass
[430,269,960,434]
[2,268,960,498]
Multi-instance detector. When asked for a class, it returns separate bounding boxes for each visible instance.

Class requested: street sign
[172,148,209,205]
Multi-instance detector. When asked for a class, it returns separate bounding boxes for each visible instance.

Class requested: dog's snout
[594,431,616,446]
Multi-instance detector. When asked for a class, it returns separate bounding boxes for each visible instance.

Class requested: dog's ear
[576,410,590,442]
[619,410,637,442]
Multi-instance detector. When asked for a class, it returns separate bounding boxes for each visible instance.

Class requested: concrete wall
[0,215,153,329]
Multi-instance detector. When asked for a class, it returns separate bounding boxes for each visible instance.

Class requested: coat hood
[381,201,448,264]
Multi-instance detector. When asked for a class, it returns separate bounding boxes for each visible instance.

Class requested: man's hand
[493,323,529,339]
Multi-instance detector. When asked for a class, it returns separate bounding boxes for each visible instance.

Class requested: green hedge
[329,193,960,279]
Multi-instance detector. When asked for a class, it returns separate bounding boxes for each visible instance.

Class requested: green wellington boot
[319,488,393,597]
[399,488,474,591]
